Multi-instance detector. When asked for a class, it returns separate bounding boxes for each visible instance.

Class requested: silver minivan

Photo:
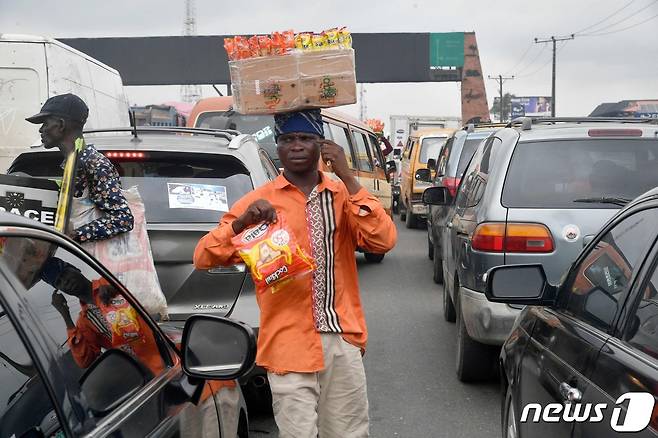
[423,117,658,382]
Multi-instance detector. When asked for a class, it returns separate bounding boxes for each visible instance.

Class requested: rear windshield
[419,137,447,164]
[10,151,253,223]
[502,139,658,208]
[197,111,278,166]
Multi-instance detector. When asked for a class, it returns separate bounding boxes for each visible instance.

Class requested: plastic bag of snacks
[231,214,314,292]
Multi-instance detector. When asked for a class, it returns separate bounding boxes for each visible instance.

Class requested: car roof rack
[507,116,658,130]
[82,126,241,141]
[463,122,508,133]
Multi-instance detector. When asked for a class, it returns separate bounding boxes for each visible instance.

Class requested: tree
[490,93,516,122]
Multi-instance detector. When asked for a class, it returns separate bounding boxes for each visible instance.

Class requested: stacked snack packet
[224,27,352,61]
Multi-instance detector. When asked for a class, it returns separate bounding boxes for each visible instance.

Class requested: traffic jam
[1,2,658,437]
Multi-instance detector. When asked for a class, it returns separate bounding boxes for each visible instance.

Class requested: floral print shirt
[72,144,134,242]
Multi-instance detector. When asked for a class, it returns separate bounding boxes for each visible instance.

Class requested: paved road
[250,222,501,437]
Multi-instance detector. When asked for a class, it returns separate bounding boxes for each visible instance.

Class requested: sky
[2,0,657,127]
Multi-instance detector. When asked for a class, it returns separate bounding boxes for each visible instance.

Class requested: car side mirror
[415,168,431,182]
[386,160,396,174]
[427,158,436,169]
[79,349,149,416]
[485,264,556,304]
[182,315,256,380]
[422,186,450,205]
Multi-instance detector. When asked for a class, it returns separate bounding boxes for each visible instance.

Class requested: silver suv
[423,117,658,382]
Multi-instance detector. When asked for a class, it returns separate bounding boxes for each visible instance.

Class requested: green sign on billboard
[429,32,464,68]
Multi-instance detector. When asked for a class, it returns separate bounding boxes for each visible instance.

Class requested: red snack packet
[232,214,314,292]
[248,35,261,58]
[257,35,273,56]
[224,37,238,61]
[234,36,252,60]
[271,32,287,55]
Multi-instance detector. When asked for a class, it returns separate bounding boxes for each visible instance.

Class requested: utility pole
[534,34,574,116]
[488,74,514,122]
[180,0,202,103]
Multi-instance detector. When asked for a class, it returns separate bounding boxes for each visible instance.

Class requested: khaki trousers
[267,334,370,438]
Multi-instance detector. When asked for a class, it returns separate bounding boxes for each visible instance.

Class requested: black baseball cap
[26,93,89,125]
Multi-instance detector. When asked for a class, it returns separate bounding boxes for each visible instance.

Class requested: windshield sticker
[167,183,228,212]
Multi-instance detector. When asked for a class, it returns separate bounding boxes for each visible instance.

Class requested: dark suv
[488,188,658,437]
[426,123,505,284]
[424,117,658,382]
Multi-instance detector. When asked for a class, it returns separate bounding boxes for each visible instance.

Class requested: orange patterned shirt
[194,173,397,373]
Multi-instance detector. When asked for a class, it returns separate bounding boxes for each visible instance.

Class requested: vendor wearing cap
[26,93,133,242]
[194,109,397,437]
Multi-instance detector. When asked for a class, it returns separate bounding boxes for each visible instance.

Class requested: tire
[405,209,417,229]
[433,245,444,285]
[502,384,519,438]
[455,283,496,382]
[428,234,434,260]
[400,206,407,222]
[364,252,385,263]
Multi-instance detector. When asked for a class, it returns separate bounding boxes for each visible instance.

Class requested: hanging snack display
[224,27,357,114]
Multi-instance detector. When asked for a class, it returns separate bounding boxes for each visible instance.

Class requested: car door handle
[559,382,582,402]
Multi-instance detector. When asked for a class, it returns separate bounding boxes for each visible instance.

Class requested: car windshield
[9,151,253,223]
[502,139,658,208]
[196,111,279,166]
[419,137,447,164]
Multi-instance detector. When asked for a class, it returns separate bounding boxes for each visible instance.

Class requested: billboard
[511,96,552,118]
[590,100,658,118]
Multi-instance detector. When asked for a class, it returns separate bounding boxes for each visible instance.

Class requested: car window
[0,302,62,438]
[404,139,415,160]
[502,139,658,208]
[352,131,374,172]
[456,137,487,178]
[196,111,279,167]
[624,255,658,361]
[419,137,447,164]
[367,134,385,169]
[10,151,254,224]
[436,137,454,177]
[0,236,170,420]
[561,209,658,332]
[456,137,498,209]
[328,124,355,169]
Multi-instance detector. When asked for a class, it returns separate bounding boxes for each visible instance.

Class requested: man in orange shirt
[194,109,397,437]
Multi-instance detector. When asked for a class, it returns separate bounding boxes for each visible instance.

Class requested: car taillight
[104,151,146,159]
[444,176,461,197]
[472,223,554,253]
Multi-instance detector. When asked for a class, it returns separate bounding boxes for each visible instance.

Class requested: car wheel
[364,252,385,263]
[400,206,407,222]
[433,245,444,285]
[455,284,496,382]
[428,234,434,260]
[405,209,417,229]
[502,384,518,438]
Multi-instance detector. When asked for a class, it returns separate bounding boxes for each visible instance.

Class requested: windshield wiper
[573,196,632,207]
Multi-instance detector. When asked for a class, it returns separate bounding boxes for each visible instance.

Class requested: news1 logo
[520,392,655,432]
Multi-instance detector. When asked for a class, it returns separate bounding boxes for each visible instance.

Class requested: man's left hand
[318,139,352,180]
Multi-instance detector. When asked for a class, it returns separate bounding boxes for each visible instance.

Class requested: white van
[0,34,129,171]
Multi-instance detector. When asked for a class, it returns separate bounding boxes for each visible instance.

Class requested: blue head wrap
[274,109,324,141]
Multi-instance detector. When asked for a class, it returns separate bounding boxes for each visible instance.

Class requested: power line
[580,0,658,35]
[582,10,658,36]
[503,42,533,75]
[516,41,569,78]
[515,43,548,76]
[574,0,637,34]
